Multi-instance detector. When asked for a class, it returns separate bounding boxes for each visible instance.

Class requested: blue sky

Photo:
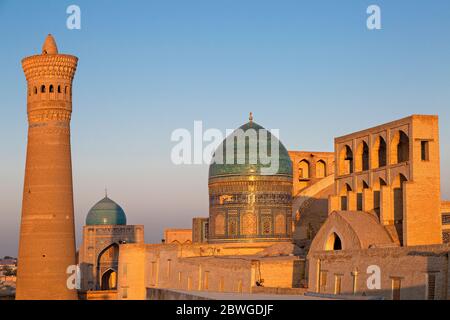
[1,0,449,256]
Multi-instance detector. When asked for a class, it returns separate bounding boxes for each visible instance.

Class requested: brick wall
[308,244,450,300]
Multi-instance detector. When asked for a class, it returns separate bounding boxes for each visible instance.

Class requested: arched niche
[391,130,409,164]
[101,268,117,290]
[325,232,343,251]
[355,141,369,172]
[339,145,353,175]
[372,136,387,168]
[316,160,327,178]
[298,159,310,180]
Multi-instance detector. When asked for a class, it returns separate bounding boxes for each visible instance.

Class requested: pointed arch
[325,232,343,251]
[97,243,119,290]
[298,159,310,180]
[316,160,327,178]
[372,136,387,168]
[101,268,117,290]
[242,212,257,235]
[339,145,353,175]
[214,214,225,236]
[98,243,119,265]
[355,141,369,172]
[274,213,286,234]
[391,130,409,164]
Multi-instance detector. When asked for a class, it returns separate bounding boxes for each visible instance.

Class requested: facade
[81,114,450,300]
[289,151,335,244]
[117,242,305,300]
[16,35,78,300]
[78,196,144,292]
[163,229,192,244]
[328,115,442,246]
[308,244,450,299]
[307,115,449,300]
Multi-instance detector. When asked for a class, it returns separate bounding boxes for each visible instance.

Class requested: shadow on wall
[316,284,428,301]
[292,260,307,288]
[293,197,329,250]
[310,248,449,300]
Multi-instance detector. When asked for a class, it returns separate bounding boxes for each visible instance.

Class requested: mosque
[16,35,450,300]
[78,195,144,292]
[79,113,450,301]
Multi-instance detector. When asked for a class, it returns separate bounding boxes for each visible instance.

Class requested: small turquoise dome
[86,196,127,226]
[209,120,293,179]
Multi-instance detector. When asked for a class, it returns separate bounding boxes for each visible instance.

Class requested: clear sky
[1,0,449,257]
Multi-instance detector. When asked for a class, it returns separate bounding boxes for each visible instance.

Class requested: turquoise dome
[209,120,293,179]
[86,196,127,226]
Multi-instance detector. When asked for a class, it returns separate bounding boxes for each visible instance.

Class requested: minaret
[16,35,78,300]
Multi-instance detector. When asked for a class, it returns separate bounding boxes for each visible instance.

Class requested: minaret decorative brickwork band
[16,35,78,300]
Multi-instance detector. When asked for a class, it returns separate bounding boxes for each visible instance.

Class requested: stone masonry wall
[308,244,450,300]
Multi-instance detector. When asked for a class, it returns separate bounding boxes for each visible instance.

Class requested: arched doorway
[101,269,117,290]
[325,232,343,251]
[97,243,119,290]
[340,183,352,211]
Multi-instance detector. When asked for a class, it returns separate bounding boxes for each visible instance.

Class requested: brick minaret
[16,35,78,300]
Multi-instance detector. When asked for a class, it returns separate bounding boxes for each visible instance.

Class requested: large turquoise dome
[209,120,293,179]
[86,196,127,226]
